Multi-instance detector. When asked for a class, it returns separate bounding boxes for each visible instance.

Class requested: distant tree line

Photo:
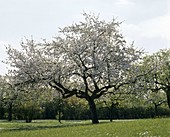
[0,95,169,121]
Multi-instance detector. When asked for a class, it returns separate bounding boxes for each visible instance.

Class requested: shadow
[1,120,111,133]
[1,121,109,132]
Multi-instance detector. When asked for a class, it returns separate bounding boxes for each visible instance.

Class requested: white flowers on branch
[6,13,143,98]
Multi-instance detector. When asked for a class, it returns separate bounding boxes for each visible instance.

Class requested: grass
[0,118,170,137]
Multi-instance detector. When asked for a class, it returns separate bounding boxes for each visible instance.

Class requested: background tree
[0,75,6,119]
[0,76,18,121]
[63,96,89,120]
[14,86,51,123]
[145,91,167,116]
[140,49,170,109]
[5,13,143,124]
[98,85,134,122]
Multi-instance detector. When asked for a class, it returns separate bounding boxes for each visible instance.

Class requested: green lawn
[0,118,170,137]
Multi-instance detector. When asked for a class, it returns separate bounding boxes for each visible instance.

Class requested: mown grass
[0,118,170,137]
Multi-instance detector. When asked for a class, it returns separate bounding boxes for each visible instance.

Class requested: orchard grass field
[0,118,170,137]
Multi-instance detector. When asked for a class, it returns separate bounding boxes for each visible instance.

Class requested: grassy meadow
[0,118,170,137]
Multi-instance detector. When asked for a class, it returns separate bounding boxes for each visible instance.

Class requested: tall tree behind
[139,49,170,109]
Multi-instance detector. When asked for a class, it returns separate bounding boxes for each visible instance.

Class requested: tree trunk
[25,107,34,123]
[26,117,32,123]
[154,104,158,117]
[109,102,114,122]
[109,111,113,122]
[0,103,4,119]
[58,93,62,123]
[87,98,99,124]
[166,89,170,109]
[58,110,62,123]
[8,102,12,121]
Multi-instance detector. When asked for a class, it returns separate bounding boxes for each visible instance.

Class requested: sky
[0,0,170,75]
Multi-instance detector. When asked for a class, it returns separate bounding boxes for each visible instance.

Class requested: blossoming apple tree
[5,13,143,123]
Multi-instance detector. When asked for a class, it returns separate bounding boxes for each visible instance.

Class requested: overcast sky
[0,0,170,75]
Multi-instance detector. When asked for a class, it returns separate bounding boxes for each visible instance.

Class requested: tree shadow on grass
[1,120,110,132]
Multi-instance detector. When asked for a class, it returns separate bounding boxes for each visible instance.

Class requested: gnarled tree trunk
[87,98,99,124]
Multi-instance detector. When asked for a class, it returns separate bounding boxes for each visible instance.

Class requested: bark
[109,102,114,122]
[25,107,34,123]
[154,104,158,117]
[110,112,113,122]
[109,102,119,122]
[26,117,32,123]
[87,98,99,124]
[58,93,62,123]
[0,104,4,119]
[58,111,62,123]
[166,89,170,109]
[8,102,12,121]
